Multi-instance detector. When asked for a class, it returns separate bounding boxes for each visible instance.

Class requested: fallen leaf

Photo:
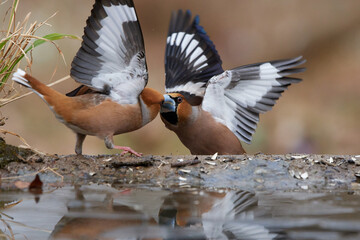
[14,181,30,189]
[29,175,43,203]
[29,174,43,190]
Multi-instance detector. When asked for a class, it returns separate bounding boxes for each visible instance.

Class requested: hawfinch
[160,10,306,155]
[12,0,163,156]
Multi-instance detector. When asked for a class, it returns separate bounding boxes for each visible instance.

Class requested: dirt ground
[1,139,359,191]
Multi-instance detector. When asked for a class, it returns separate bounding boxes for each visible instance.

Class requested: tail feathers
[12,69,32,88]
[12,68,45,100]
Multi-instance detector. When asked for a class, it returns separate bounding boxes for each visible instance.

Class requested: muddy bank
[0,141,359,191]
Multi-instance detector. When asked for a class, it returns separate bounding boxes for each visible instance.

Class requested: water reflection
[48,186,275,239]
[1,185,360,239]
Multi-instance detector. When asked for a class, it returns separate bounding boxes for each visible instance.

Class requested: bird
[12,0,163,157]
[160,10,306,155]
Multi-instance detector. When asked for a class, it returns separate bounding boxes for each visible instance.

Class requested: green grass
[0,0,79,106]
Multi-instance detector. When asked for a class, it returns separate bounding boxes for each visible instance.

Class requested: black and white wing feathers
[202,56,306,144]
[165,10,223,105]
[202,191,276,240]
[71,0,147,104]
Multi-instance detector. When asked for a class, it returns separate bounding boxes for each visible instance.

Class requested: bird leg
[104,135,142,157]
[75,133,86,155]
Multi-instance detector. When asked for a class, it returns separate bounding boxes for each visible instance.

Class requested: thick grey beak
[161,94,176,113]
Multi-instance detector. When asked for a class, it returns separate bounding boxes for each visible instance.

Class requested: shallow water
[1,184,360,240]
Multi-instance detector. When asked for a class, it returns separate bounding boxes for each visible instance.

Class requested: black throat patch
[161,112,178,125]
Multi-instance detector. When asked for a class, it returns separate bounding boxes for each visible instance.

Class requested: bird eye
[177,97,183,103]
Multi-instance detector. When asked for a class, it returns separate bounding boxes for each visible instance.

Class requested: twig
[320,159,336,167]
[1,167,64,182]
[111,159,154,168]
[171,157,201,168]
[0,129,31,148]
[0,128,46,155]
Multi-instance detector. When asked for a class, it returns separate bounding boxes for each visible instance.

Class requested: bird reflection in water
[49,185,276,240]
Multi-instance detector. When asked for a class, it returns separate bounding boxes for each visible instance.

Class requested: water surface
[1,184,360,240]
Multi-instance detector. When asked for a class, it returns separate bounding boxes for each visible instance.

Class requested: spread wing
[202,56,306,143]
[202,191,277,240]
[70,0,147,104]
[165,10,223,105]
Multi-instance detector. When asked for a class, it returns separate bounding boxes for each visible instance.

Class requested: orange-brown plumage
[13,71,163,155]
[12,0,164,156]
[161,94,245,155]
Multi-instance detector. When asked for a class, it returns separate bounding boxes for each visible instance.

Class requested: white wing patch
[96,5,137,67]
[202,71,232,125]
[167,32,208,70]
[202,191,276,240]
[165,81,205,97]
[201,57,305,144]
[71,2,148,105]
[259,62,282,79]
[90,5,139,103]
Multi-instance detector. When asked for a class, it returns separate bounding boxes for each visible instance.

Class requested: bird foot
[114,146,142,157]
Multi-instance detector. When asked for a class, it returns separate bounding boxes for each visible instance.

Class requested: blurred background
[1,0,359,155]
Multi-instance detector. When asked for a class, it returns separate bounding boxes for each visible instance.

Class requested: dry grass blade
[0,129,46,155]
[0,0,79,110]
[0,129,31,148]
[1,167,64,182]
[0,218,15,240]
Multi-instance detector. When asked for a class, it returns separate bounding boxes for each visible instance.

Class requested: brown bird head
[160,93,193,127]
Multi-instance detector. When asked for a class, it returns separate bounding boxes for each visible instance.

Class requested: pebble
[205,161,216,166]
[301,172,309,179]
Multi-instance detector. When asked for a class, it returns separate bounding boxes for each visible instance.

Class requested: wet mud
[1,141,359,191]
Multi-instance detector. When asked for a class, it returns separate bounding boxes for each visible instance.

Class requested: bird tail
[12,68,57,101]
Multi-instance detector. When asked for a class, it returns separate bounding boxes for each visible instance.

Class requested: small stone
[179,169,191,174]
[211,152,218,160]
[179,176,187,181]
[103,157,112,162]
[291,155,308,160]
[294,172,301,179]
[254,178,264,183]
[232,166,241,170]
[348,158,355,164]
[254,168,268,175]
[35,157,43,163]
[301,172,309,179]
[205,161,216,166]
